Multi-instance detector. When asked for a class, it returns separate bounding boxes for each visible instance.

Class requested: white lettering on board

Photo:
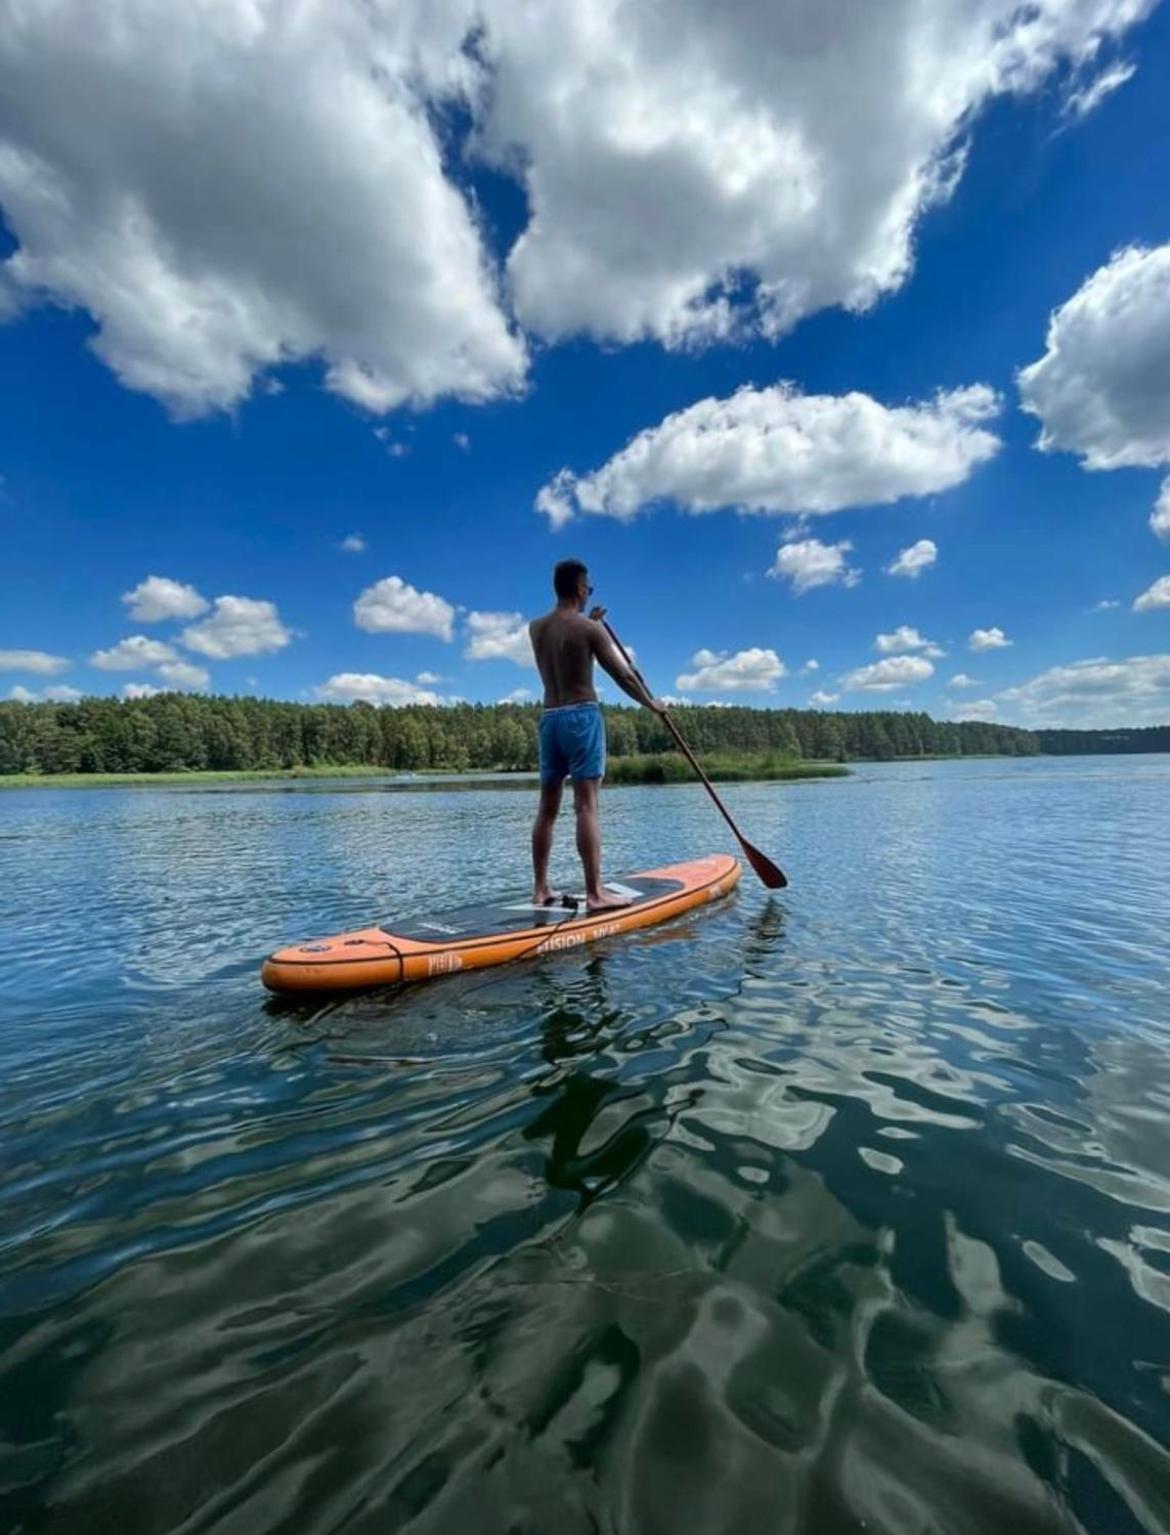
[536,920,620,955]
[427,951,463,976]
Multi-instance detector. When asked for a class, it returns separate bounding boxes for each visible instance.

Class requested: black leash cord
[455,894,583,1004]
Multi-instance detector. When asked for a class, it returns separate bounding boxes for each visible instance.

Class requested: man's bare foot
[533,888,564,907]
[586,888,633,913]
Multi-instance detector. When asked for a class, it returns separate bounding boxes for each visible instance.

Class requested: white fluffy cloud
[89,637,210,685]
[500,686,534,704]
[534,473,577,529]
[121,682,163,700]
[157,660,211,691]
[315,673,444,706]
[0,648,69,675]
[1019,245,1170,471]
[2,3,1147,417]
[538,384,1000,525]
[481,0,1150,348]
[1000,654,1170,727]
[770,538,860,596]
[809,689,839,707]
[950,673,980,689]
[1151,479,1170,541]
[875,626,944,658]
[676,647,786,694]
[121,575,208,622]
[950,698,999,722]
[464,611,534,666]
[90,635,178,671]
[886,539,938,579]
[340,534,367,554]
[182,597,292,658]
[0,1,525,418]
[8,684,81,703]
[353,577,455,641]
[969,627,1012,652]
[843,655,935,692]
[1133,575,1170,613]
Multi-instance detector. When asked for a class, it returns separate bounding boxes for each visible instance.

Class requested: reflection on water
[3,758,1170,1533]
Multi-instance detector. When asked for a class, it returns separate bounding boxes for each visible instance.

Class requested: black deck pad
[383,873,683,944]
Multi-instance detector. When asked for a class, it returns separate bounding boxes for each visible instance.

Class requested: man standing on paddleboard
[529,559,667,912]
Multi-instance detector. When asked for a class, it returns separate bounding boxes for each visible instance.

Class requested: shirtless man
[529,559,665,912]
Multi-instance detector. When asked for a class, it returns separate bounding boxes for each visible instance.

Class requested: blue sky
[2,0,1169,728]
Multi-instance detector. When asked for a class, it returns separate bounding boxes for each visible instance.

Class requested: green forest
[3,695,1164,778]
[0,693,1050,776]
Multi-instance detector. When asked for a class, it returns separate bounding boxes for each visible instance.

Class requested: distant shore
[0,756,849,790]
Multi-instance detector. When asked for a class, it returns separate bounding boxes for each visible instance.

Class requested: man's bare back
[530,609,606,707]
[530,603,663,710]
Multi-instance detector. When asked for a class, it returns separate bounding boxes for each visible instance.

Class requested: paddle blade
[739,838,787,889]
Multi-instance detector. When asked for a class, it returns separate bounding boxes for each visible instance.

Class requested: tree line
[0,693,1043,775]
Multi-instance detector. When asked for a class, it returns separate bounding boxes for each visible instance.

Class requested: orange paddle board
[261,853,740,993]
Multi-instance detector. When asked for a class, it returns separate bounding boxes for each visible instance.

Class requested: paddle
[601,618,789,889]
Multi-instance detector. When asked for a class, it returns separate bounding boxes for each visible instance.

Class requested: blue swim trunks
[539,701,605,785]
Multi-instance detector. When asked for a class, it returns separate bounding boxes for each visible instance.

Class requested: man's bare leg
[573,777,632,911]
[532,779,564,904]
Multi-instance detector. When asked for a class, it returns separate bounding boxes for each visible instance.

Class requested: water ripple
[2,759,1170,1533]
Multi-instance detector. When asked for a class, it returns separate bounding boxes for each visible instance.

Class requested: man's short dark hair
[554,559,588,599]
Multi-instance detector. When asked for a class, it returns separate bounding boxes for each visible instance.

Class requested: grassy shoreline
[0,756,849,790]
[604,754,848,784]
[0,764,427,789]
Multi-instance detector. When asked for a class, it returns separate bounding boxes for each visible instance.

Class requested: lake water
[3,757,1170,1534]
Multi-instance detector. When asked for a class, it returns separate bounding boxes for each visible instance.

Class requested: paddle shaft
[603,623,743,837]
[601,618,787,887]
